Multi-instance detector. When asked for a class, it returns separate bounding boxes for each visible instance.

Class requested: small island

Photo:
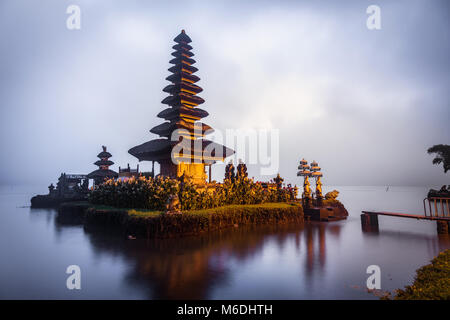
[34,30,348,239]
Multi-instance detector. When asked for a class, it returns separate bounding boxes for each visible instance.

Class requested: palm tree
[427,144,450,173]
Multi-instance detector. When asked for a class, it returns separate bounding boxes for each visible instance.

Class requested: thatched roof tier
[163,82,203,95]
[87,169,118,179]
[166,72,200,84]
[172,43,193,51]
[97,151,112,159]
[161,93,205,107]
[297,170,311,176]
[168,64,198,74]
[169,56,196,66]
[128,139,172,160]
[129,138,234,163]
[174,139,235,161]
[171,50,194,58]
[174,30,192,43]
[157,106,208,121]
[94,159,114,166]
[150,121,213,137]
[299,159,308,165]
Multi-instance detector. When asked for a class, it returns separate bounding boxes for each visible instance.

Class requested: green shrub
[89,176,178,210]
[89,174,297,211]
[393,249,450,300]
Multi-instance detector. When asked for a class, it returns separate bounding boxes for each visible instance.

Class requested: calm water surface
[0,185,449,299]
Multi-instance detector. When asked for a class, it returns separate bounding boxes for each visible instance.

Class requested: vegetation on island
[89,173,297,211]
[392,249,450,300]
[58,201,303,238]
[125,202,303,238]
[81,162,306,237]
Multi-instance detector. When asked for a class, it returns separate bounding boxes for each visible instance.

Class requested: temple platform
[304,205,348,222]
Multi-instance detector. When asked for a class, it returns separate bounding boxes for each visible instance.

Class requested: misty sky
[0,0,449,188]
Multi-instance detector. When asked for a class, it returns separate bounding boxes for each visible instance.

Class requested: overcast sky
[0,0,449,188]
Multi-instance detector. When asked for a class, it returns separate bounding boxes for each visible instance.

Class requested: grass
[392,249,450,300]
[79,202,161,215]
[128,209,162,218]
[126,202,301,219]
[59,201,91,207]
[189,202,301,213]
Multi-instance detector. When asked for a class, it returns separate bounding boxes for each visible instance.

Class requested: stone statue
[303,176,311,199]
[225,161,235,181]
[179,173,186,198]
[237,160,248,178]
[316,176,323,199]
[274,173,284,190]
[325,190,339,201]
[81,179,89,191]
[165,194,181,214]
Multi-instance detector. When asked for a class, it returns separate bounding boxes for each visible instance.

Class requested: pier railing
[423,197,450,218]
[361,197,450,235]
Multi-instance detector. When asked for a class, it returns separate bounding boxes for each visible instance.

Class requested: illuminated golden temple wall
[177,162,207,184]
[159,160,206,185]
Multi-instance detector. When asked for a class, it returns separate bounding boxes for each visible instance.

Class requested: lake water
[0,185,449,299]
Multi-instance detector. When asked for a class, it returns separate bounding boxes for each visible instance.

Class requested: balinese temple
[87,146,118,185]
[128,30,234,184]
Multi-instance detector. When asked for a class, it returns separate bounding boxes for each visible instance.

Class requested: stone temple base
[303,200,349,222]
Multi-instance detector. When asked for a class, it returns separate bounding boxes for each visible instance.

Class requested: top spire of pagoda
[173,29,192,43]
[153,29,210,138]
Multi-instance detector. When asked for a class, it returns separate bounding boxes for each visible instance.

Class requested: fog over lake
[0,0,449,187]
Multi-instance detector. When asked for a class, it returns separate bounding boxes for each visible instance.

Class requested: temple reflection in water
[54,213,344,299]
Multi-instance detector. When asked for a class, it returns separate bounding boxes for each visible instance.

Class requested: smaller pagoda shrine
[310,161,323,199]
[297,159,312,200]
[297,158,348,221]
[87,146,118,185]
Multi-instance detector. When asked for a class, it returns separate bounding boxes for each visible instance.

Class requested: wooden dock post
[436,221,449,235]
[361,213,379,232]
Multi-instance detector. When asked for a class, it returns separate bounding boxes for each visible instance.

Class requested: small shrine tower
[87,146,118,185]
[297,158,312,199]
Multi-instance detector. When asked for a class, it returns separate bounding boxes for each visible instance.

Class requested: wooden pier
[361,197,450,234]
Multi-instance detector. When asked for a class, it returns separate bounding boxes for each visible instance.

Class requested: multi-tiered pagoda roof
[87,146,118,184]
[129,30,234,165]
